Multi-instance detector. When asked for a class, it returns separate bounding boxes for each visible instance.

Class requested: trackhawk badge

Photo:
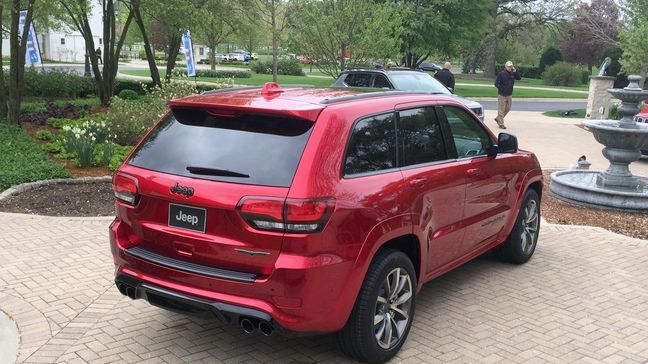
[170,182,194,198]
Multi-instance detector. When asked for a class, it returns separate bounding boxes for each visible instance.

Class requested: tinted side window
[398,107,447,166]
[373,75,391,88]
[344,113,397,176]
[443,106,492,158]
[344,73,372,87]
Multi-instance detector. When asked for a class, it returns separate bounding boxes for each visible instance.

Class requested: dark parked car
[332,69,484,121]
[111,83,542,363]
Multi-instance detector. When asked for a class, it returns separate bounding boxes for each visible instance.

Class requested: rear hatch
[116,103,320,276]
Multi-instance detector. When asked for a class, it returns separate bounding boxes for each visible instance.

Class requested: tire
[337,249,416,363]
[494,189,541,264]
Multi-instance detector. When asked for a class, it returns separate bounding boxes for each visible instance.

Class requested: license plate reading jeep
[169,203,206,233]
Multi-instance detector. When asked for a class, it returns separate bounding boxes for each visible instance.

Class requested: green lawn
[542,109,587,118]
[121,70,587,99]
[0,120,70,190]
[454,76,589,91]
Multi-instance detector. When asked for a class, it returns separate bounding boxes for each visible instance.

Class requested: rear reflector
[238,197,335,233]
[113,173,139,205]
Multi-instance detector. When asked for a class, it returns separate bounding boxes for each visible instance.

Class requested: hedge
[495,64,542,79]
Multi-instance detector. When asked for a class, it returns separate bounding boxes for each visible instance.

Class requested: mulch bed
[1,170,646,240]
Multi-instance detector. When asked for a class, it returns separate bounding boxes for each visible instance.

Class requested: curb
[0,176,113,202]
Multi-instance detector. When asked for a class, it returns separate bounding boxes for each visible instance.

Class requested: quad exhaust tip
[259,321,274,336]
[240,318,257,334]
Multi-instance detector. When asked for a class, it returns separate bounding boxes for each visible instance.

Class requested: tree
[6,0,37,124]
[620,0,648,88]
[244,0,290,82]
[538,46,562,73]
[290,0,402,78]
[194,0,238,71]
[482,0,571,78]
[0,2,7,119]
[398,0,490,69]
[560,0,621,72]
[130,0,160,86]
[60,0,134,106]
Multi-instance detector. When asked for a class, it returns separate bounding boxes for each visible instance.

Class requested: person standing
[494,60,521,129]
[434,62,455,92]
[96,47,103,64]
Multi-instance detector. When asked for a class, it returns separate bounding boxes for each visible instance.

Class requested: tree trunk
[209,39,216,70]
[640,63,647,90]
[271,7,278,83]
[7,0,35,125]
[0,3,7,119]
[339,43,346,72]
[133,2,161,86]
[483,5,499,79]
[165,34,181,82]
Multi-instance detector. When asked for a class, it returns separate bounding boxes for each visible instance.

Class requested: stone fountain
[550,75,648,211]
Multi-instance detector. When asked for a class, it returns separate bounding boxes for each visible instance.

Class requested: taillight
[237,197,335,233]
[113,173,140,205]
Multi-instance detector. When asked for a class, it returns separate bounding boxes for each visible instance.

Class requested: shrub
[47,117,81,129]
[36,130,55,141]
[609,103,621,120]
[250,58,304,76]
[539,47,563,74]
[105,80,198,145]
[194,69,251,78]
[41,141,64,154]
[118,89,139,100]
[0,120,70,190]
[543,62,586,86]
[114,79,155,95]
[109,145,133,171]
[20,103,91,125]
[23,69,96,99]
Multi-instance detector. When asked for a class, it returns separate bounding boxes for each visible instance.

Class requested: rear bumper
[109,218,360,334]
[115,274,284,330]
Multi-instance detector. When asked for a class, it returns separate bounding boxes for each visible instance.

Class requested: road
[481,100,587,112]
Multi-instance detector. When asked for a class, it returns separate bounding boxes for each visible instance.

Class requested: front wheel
[337,249,416,363]
[494,189,540,264]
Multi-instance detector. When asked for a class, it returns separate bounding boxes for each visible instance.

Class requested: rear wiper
[186,166,250,178]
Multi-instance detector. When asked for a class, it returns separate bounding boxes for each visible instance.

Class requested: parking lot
[1,211,647,363]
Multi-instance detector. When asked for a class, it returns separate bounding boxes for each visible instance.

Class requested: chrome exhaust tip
[259,321,274,336]
[240,318,257,334]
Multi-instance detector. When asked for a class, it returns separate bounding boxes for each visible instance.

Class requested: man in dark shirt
[494,60,521,129]
[434,62,455,92]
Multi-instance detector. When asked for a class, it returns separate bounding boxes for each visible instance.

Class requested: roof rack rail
[320,90,430,105]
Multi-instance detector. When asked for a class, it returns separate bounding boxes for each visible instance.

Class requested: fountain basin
[549,170,648,211]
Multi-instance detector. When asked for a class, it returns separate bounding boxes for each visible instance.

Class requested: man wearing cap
[494,61,521,129]
[434,62,455,92]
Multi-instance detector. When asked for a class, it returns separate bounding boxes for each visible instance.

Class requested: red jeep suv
[110,83,542,363]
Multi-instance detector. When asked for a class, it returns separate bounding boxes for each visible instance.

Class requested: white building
[2,3,103,63]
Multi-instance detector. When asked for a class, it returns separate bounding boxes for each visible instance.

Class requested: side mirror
[497,133,518,154]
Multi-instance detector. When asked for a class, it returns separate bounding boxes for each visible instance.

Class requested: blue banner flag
[19,10,42,65]
[182,30,196,77]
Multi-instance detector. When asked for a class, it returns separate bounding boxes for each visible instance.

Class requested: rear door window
[344,73,373,87]
[344,112,397,176]
[127,108,314,187]
[397,107,447,167]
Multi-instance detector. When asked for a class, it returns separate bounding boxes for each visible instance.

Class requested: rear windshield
[389,73,451,94]
[127,108,314,187]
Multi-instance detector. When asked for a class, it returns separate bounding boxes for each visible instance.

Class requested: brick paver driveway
[1,212,647,363]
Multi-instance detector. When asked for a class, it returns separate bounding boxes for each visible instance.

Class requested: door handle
[409,178,427,188]
[466,168,481,177]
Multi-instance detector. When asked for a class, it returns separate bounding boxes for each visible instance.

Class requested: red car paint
[110,85,543,334]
